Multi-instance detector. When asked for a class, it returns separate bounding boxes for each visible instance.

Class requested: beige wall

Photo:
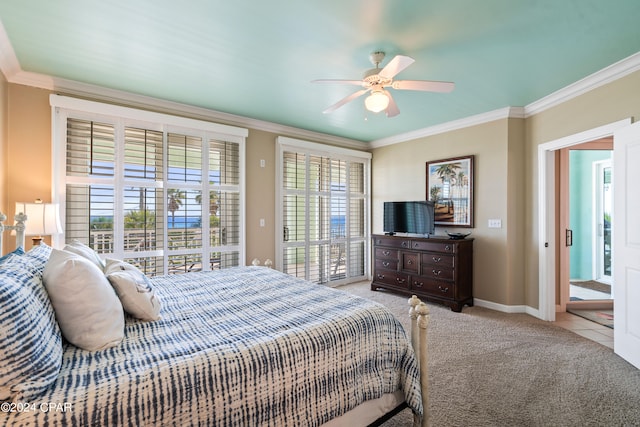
[3,85,52,252]
[371,118,526,305]
[245,129,276,265]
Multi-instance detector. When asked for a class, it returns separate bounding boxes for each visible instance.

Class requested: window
[52,95,247,275]
[276,137,371,285]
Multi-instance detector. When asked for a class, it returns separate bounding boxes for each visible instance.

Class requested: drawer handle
[432,269,442,276]
[414,281,424,288]
[445,245,451,251]
[382,250,391,256]
[414,242,419,248]
[401,241,408,247]
[438,285,449,293]
[407,259,413,265]
[382,261,390,267]
[377,274,385,279]
[432,256,442,263]
[396,277,406,284]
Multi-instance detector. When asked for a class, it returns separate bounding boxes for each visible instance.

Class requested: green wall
[569,150,612,279]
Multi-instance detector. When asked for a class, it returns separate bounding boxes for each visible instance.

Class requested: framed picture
[426,155,474,228]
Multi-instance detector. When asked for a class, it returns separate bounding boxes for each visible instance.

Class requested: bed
[0,212,430,427]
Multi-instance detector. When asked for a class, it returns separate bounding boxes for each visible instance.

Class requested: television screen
[383,201,435,236]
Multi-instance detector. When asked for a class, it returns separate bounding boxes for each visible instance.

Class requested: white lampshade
[15,201,63,237]
[364,90,390,113]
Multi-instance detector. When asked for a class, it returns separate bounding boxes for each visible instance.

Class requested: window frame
[50,95,247,272]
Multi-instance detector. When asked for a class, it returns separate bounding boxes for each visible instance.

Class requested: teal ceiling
[1,0,640,142]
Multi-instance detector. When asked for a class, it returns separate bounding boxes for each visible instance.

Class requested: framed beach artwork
[426,155,474,228]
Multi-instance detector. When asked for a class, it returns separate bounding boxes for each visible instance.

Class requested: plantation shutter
[278,137,370,286]
[55,96,246,276]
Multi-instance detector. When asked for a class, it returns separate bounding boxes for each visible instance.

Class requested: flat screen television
[383,201,436,236]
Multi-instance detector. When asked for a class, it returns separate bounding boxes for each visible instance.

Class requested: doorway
[565,147,613,304]
[537,118,631,323]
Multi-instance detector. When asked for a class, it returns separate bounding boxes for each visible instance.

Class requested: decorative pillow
[23,243,52,275]
[104,259,162,321]
[0,254,63,401]
[63,240,105,272]
[43,249,124,351]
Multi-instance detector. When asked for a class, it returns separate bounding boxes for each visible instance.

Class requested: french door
[276,137,370,286]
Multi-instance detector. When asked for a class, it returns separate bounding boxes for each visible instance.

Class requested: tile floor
[553,311,614,349]
[554,283,614,349]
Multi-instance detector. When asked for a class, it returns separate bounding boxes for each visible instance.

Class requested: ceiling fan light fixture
[364,90,389,113]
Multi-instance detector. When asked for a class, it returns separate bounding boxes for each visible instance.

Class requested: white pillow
[63,240,105,272]
[43,249,124,351]
[104,259,162,321]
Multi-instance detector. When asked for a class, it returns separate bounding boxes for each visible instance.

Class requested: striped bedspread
[2,267,422,426]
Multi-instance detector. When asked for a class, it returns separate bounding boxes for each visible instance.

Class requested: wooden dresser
[371,234,474,312]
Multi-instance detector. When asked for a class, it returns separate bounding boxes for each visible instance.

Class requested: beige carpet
[335,281,640,427]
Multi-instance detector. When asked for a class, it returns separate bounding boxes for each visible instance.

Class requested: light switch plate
[488,219,502,228]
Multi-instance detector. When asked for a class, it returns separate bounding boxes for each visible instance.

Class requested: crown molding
[0,20,20,78]
[525,51,640,117]
[368,106,526,149]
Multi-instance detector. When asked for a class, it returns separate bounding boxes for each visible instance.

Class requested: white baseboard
[474,298,527,313]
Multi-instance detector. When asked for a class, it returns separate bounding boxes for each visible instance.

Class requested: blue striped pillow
[23,243,53,275]
[0,253,63,401]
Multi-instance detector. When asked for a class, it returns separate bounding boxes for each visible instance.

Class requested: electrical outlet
[259,218,265,227]
[488,219,502,228]
[260,159,266,168]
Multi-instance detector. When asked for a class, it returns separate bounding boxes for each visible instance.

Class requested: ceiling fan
[312,51,454,117]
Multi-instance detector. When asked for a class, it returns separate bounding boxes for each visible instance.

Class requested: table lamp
[15,199,63,246]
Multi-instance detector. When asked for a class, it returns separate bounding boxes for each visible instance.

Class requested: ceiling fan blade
[392,80,455,93]
[312,79,365,86]
[383,90,400,117]
[379,55,415,79]
[323,89,369,114]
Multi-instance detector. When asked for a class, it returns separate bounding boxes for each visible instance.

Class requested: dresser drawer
[375,247,399,260]
[373,236,411,250]
[411,240,456,253]
[422,252,455,268]
[375,258,398,271]
[421,265,454,281]
[411,277,454,298]
[401,252,419,273]
[373,270,410,289]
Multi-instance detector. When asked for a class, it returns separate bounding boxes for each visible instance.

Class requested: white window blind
[52,96,247,275]
[277,137,371,286]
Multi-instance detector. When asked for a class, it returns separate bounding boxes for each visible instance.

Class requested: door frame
[537,118,631,321]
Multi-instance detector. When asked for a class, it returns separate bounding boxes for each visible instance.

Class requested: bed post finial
[0,211,27,256]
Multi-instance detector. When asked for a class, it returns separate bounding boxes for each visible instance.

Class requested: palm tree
[167,189,185,227]
[435,163,462,212]
[429,186,441,203]
[195,190,219,216]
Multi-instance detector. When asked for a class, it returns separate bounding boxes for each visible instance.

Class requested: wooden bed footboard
[409,295,430,427]
[0,211,27,255]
